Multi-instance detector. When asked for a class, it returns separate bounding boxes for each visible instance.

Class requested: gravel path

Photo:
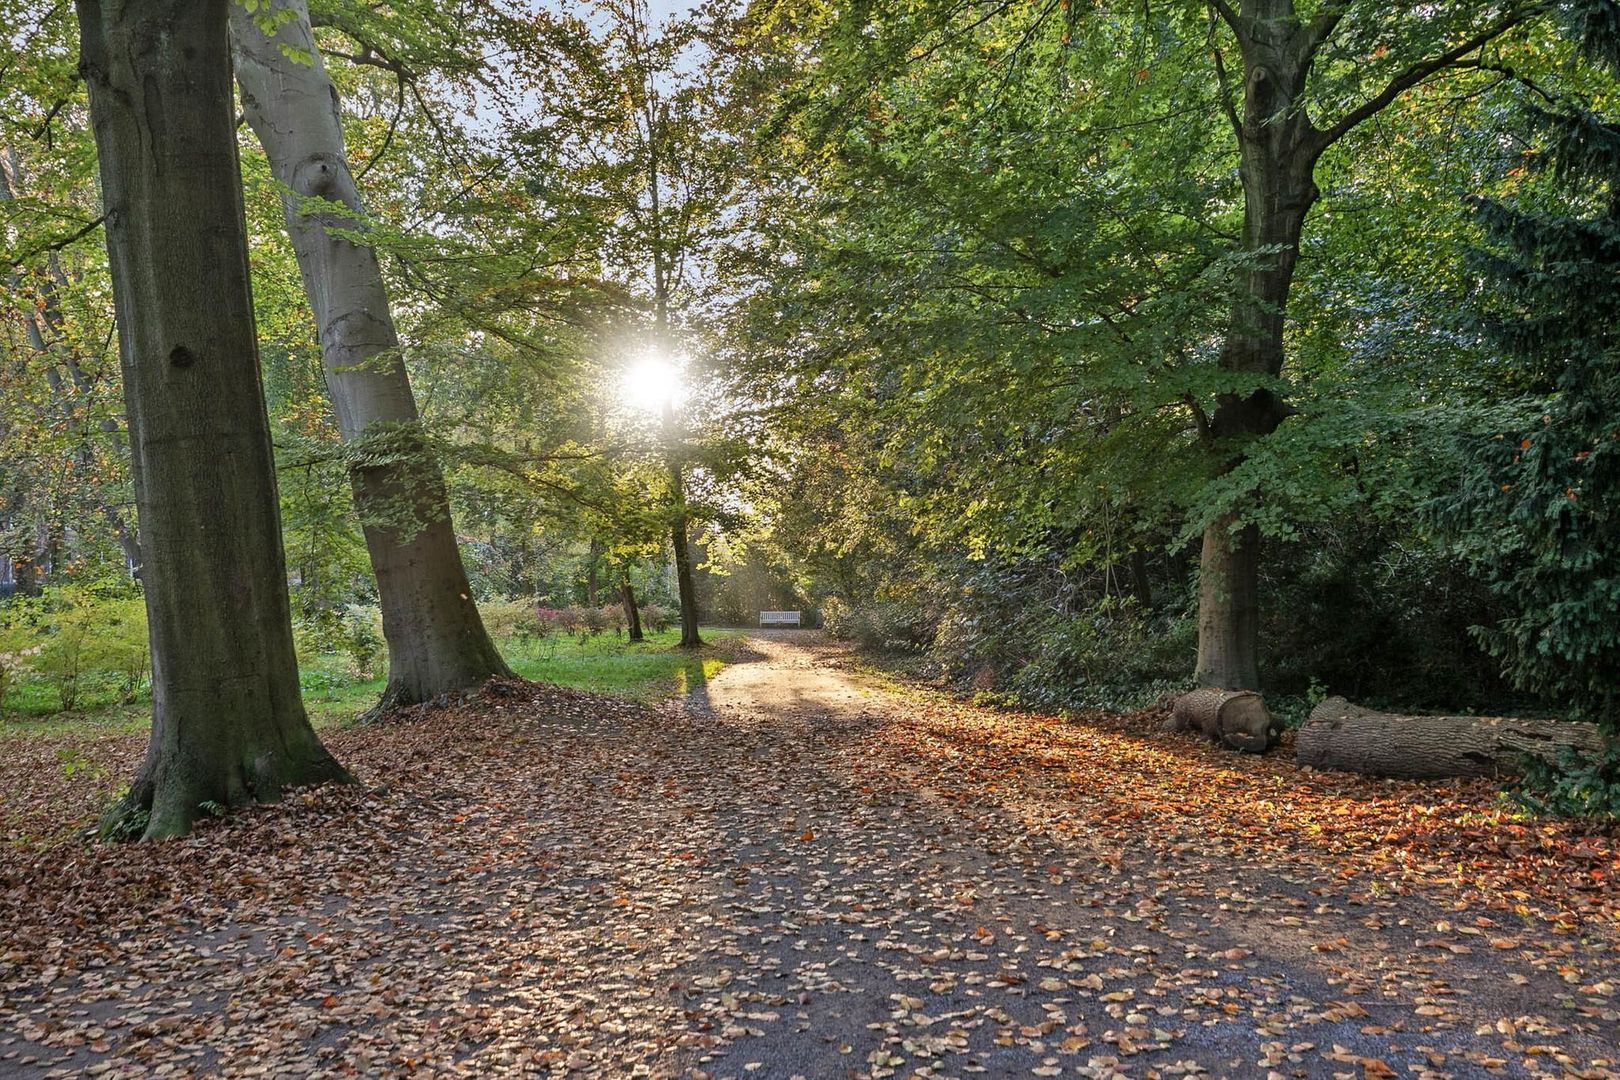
[1,633,1616,1078]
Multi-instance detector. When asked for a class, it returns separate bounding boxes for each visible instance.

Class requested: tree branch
[4,215,105,270]
[353,72,407,185]
[1300,1,1350,62]
[1312,4,1550,153]
[1207,13,1242,141]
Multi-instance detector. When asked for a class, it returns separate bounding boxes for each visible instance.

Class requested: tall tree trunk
[77,0,350,840]
[621,573,645,643]
[230,0,511,712]
[586,538,601,606]
[1190,2,1544,689]
[664,400,703,648]
[1194,514,1261,690]
[1195,7,1320,689]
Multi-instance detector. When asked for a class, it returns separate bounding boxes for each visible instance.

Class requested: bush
[341,605,385,681]
[0,642,41,719]
[293,604,387,683]
[0,588,151,712]
[534,605,606,644]
[478,597,544,643]
[949,598,1194,714]
[1514,744,1620,821]
[823,594,938,655]
[599,603,628,637]
[640,603,671,633]
[97,597,151,701]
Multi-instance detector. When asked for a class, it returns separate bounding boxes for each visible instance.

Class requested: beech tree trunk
[1195,515,1261,690]
[1297,697,1608,780]
[1195,10,1321,691]
[1191,2,1539,692]
[77,0,350,840]
[230,1,511,712]
[622,575,645,643]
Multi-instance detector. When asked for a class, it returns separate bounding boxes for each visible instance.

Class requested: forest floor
[1,632,1618,1079]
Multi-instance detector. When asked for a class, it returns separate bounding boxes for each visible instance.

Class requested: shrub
[640,603,671,633]
[293,605,387,683]
[535,606,573,637]
[823,595,938,654]
[599,603,628,637]
[0,590,148,713]
[293,607,346,664]
[533,605,604,644]
[478,597,543,643]
[1514,744,1620,821]
[0,642,41,719]
[341,605,385,681]
[98,598,151,701]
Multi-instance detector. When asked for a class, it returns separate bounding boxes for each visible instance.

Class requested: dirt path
[1,634,1616,1078]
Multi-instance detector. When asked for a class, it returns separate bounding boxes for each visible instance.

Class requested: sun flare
[621,352,686,414]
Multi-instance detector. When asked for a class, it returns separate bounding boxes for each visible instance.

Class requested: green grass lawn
[2,626,742,736]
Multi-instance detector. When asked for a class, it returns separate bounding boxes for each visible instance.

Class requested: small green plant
[57,746,106,780]
[101,802,150,843]
[197,799,226,818]
[1513,742,1620,821]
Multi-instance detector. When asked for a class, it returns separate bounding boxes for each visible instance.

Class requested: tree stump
[1167,688,1278,753]
[1295,696,1608,779]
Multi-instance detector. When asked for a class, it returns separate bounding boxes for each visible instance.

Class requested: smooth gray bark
[77,0,350,840]
[230,0,511,711]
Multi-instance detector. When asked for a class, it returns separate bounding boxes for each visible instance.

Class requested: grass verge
[4,627,743,736]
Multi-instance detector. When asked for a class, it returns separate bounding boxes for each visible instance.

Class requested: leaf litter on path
[1,637,1616,1078]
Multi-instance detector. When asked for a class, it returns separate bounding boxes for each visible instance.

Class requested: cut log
[1295,697,1608,780]
[1169,688,1279,753]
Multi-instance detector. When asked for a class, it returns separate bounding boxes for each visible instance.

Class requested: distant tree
[77,0,349,839]
[509,0,747,648]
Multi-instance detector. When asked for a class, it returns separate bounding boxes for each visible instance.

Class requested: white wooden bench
[759,610,802,628]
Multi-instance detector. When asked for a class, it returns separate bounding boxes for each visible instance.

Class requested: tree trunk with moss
[78,0,351,840]
[230,0,511,712]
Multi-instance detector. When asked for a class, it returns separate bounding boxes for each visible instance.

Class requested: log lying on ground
[1166,688,1279,753]
[1296,696,1608,780]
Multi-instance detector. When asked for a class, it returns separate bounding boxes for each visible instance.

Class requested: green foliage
[0,642,41,720]
[1434,43,1620,727]
[99,799,149,843]
[1514,744,1620,820]
[996,605,1197,715]
[477,598,545,643]
[1259,524,1516,710]
[1,588,149,713]
[294,605,385,683]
